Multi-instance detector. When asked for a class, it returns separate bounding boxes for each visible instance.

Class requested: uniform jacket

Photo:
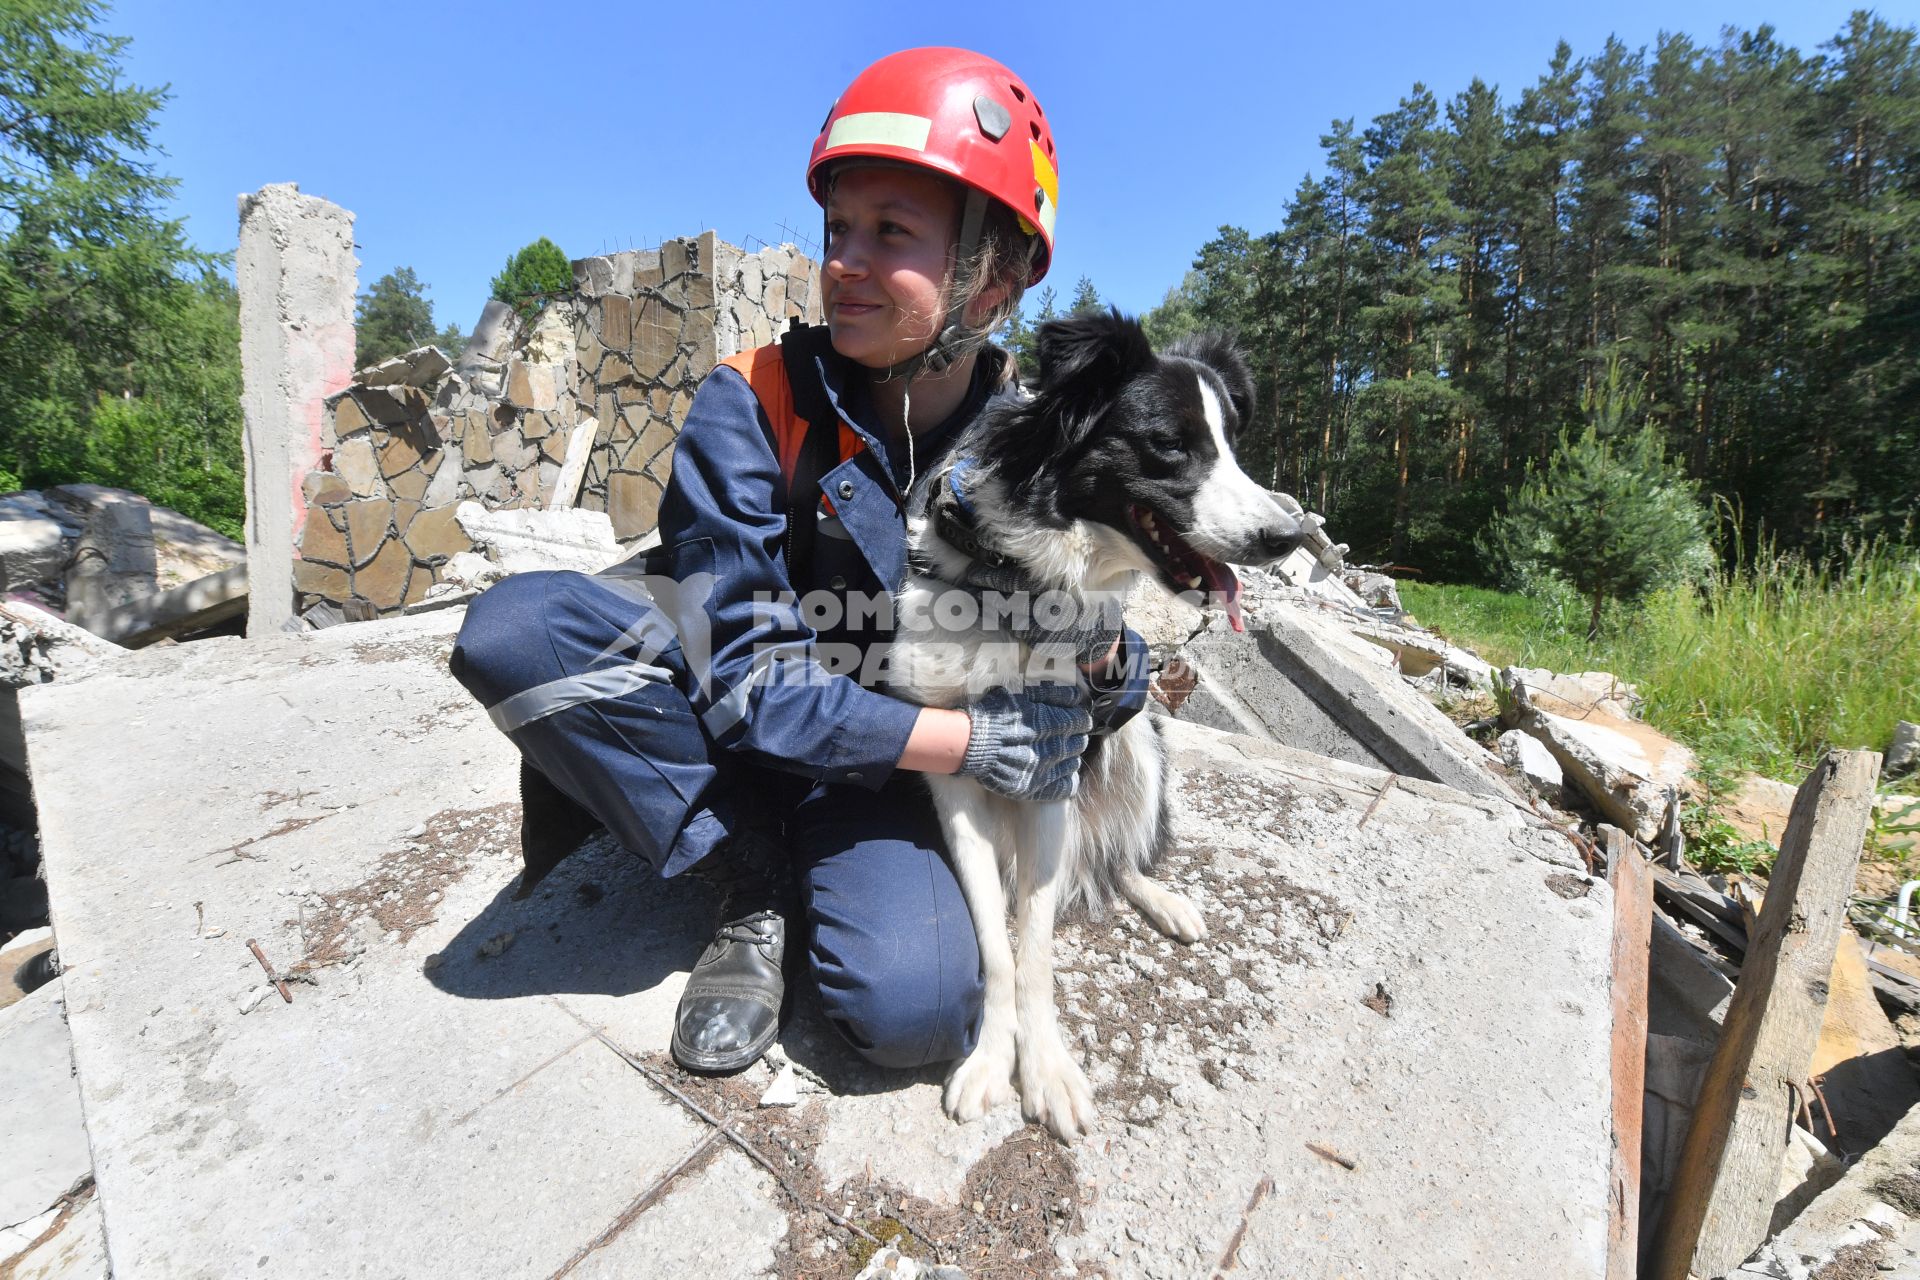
[650,326,1149,796]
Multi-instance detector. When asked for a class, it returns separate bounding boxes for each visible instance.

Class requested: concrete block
[561,1149,785,1280]
[1500,728,1565,801]
[22,613,718,1278]
[62,498,155,636]
[74,563,249,649]
[0,1187,107,1279]
[237,183,358,637]
[0,503,68,593]
[0,983,90,1233]
[1729,1100,1920,1278]
[455,501,624,575]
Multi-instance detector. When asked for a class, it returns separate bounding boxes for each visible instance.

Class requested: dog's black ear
[1167,331,1256,429]
[1035,308,1157,431]
[982,308,1157,519]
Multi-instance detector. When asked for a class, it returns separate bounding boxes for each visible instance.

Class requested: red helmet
[808,47,1057,285]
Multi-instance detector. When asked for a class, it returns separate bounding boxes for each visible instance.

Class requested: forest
[1132,12,1918,581]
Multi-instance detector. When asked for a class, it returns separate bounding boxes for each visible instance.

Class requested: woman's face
[821,166,961,370]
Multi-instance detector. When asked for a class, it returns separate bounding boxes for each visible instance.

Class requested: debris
[1356,773,1398,827]
[0,982,92,1230]
[1651,750,1882,1280]
[1305,1143,1356,1171]
[64,495,158,637]
[1605,827,1652,1279]
[1212,1174,1275,1273]
[759,1063,799,1108]
[1546,872,1592,900]
[1887,721,1918,781]
[1808,931,1920,1155]
[541,420,600,511]
[477,931,515,959]
[246,938,293,1003]
[852,1246,967,1280]
[89,562,250,649]
[454,501,625,576]
[1361,983,1392,1017]
[1499,729,1565,802]
[1497,666,1695,842]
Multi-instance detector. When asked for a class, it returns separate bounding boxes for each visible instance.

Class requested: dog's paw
[1138,888,1208,944]
[944,1040,1016,1123]
[1019,1042,1097,1142]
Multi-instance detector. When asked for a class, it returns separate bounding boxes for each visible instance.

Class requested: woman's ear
[963,276,1012,329]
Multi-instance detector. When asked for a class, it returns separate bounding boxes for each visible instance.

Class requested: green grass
[1402,539,1920,783]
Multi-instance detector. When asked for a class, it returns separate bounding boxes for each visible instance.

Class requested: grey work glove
[959,682,1093,802]
[961,561,1126,668]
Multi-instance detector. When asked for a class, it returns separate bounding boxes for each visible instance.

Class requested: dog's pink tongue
[1202,560,1244,633]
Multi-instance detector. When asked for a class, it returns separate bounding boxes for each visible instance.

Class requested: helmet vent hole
[1009,83,1027,103]
[1030,121,1042,142]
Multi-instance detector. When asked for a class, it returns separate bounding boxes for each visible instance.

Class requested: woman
[451,47,1146,1077]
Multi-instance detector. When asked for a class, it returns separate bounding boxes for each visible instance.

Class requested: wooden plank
[1650,864,1749,957]
[1606,826,1653,1280]
[1649,750,1882,1280]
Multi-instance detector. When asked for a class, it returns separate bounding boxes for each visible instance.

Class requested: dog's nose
[1254,512,1303,563]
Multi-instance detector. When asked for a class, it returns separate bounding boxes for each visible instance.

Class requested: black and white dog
[888,310,1302,1141]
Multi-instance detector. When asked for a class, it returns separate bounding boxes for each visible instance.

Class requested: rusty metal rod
[245,938,292,1003]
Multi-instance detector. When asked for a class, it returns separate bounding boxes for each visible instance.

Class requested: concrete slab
[1177,601,1519,803]
[0,981,89,1231]
[24,607,1614,1279]
[23,613,716,1278]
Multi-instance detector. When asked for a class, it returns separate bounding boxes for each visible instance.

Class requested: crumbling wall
[570,232,820,540]
[292,233,818,617]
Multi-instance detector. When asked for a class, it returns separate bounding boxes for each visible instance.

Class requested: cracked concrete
[24,608,1615,1278]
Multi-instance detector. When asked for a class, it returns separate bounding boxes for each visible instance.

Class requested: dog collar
[916,456,1018,574]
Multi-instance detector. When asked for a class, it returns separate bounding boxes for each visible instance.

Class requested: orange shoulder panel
[719,345,807,486]
[719,344,864,496]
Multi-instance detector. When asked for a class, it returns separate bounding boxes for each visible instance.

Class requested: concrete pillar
[237,183,357,636]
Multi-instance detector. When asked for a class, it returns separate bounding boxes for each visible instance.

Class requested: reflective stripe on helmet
[823,111,932,154]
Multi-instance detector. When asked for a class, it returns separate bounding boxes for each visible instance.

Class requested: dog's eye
[1151,431,1186,455]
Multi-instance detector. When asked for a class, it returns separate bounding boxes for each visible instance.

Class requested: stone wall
[570,232,821,540]
[292,233,819,617]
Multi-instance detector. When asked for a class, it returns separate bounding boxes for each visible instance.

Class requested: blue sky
[115,1,1909,337]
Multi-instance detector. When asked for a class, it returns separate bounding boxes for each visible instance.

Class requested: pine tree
[0,0,204,489]
[1356,84,1463,561]
[355,268,440,369]
[1069,275,1102,315]
[490,237,572,318]
[1485,367,1706,637]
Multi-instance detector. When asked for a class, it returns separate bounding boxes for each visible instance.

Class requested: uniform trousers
[449,569,983,1068]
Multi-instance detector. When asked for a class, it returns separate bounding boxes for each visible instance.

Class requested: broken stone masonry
[292,231,821,618]
[7,182,1920,1279]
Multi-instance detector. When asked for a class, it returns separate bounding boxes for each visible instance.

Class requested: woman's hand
[954,683,1093,801]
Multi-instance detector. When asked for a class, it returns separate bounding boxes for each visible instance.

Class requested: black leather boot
[671,832,791,1073]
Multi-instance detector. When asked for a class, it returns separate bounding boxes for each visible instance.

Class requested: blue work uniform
[450,332,1149,1068]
